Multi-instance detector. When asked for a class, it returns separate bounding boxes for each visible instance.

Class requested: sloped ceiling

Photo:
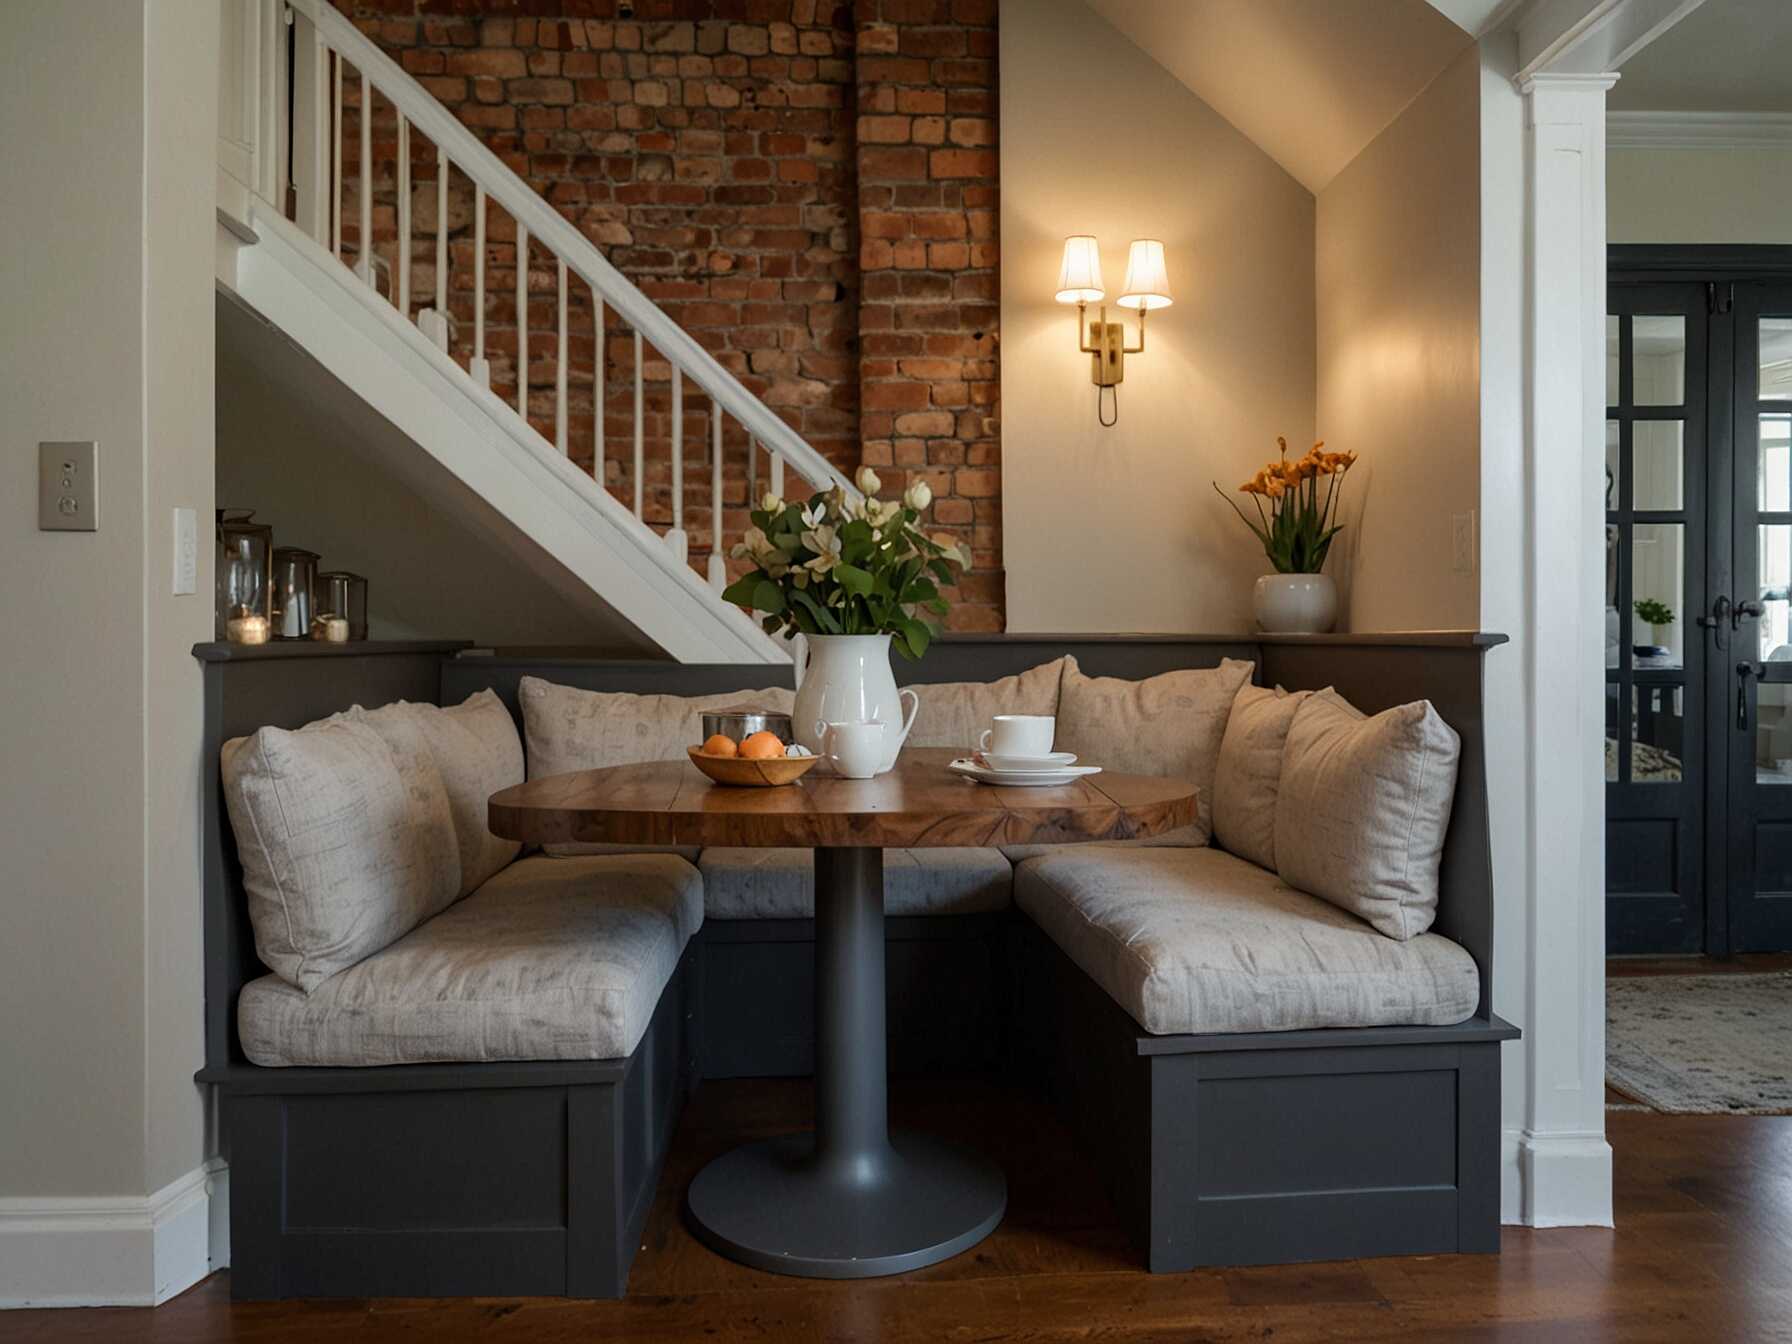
[1083,0,1475,194]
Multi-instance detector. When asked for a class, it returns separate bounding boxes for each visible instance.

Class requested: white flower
[864,498,899,527]
[760,492,784,513]
[802,523,841,575]
[903,480,932,512]
[855,465,882,495]
[931,532,971,568]
[800,502,826,529]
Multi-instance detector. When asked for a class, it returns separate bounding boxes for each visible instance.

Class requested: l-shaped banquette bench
[195,633,1518,1300]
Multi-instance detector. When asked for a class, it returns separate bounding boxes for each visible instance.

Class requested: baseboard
[1504,1128,1613,1228]
[0,1158,226,1308]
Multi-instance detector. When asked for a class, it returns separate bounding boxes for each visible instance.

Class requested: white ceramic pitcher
[792,633,919,773]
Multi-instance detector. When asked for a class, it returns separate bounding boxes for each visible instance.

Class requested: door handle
[1699,595,1733,651]
[1733,598,1764,630]
[1739,661,1758,731]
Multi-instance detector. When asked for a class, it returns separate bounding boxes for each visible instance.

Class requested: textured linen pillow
[1273,690,1461,941]
[519,675,796,856]
[1053,656,1255,845]
[905,657,1067,749]
[1211,683,1311,871]
[359,691,524,896]
[222,712,461,993]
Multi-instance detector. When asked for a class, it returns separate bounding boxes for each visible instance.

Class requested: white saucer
[949,758,1102,787]
[978,750,1079,772]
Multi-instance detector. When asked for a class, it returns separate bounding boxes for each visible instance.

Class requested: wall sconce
[1055,236,1173,427]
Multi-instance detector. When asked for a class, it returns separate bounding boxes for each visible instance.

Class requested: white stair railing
[276,0,853,593]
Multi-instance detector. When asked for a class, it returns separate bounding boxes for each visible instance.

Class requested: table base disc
[686,1130,1006,1279]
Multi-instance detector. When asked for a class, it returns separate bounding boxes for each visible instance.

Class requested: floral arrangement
[1214,437,1358,575]
[722,467,972,660]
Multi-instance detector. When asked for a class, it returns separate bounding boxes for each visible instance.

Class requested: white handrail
[285,0,849,501]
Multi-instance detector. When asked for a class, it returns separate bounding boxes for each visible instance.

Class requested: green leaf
[790,586,841,635]
[751,579,786,614]
[721,575,761,607]
[834,563,874,598]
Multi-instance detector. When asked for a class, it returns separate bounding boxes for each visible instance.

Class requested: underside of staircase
[217,0,857,664]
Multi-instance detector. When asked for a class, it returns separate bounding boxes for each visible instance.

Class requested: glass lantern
[271,546,322,640]
[216,510,272,643]
[316,571,369,641]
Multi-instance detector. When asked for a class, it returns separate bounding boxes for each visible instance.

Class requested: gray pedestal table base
[686,846,1007,1278]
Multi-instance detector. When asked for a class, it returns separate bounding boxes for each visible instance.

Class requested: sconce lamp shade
[1055,235,1105,304]
[1117,238,1173,310]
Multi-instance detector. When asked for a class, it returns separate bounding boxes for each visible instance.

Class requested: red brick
[929,147,995,179]
[858,114,912,143]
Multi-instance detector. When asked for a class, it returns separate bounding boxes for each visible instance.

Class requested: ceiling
[1609,0,1792,111]
[1084,0,1475,194]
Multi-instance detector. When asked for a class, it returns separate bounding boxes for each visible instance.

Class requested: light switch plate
[173,507,198,595]
[39,441,98,532]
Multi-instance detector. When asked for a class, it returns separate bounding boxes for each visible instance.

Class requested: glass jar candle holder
[216,509,272,641]
[316,571,369,641]
[271,547,321,640]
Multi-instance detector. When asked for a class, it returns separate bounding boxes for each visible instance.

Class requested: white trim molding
[0,1159,226,1309]
[1607,110,1792,149]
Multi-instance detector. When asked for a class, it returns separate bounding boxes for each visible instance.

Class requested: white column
[1509,70,1618,1229]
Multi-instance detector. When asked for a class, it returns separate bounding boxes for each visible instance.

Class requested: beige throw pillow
[1211,683,1311,870]
[1053,656,1255,845]
[1274,690,1461,940]
[519,675,795,856]
[222,713,461,993]
[366,691,524,896]
[905,657,1067,749]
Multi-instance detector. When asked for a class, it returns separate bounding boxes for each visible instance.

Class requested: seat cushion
[1042,655,1255,848]
[356,690,524,896]
[1275,690,1461,940]
[1211,683,1311,870]
[222,712,461,993]
[1015,847,1478,1035]
[904,657,1066,750]
[697,847,1012,919]
[519,674,792,859]
[237,854,703,1066]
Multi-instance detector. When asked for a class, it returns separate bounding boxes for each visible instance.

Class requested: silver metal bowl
[700,705,794,743]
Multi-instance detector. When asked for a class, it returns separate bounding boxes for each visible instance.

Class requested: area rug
[1606,973,1792,1114]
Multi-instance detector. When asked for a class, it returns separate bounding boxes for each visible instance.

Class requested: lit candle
[226,611,270,645]
[311,615,350,643]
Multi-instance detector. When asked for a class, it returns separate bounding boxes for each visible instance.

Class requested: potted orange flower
[1213,438,1357,632]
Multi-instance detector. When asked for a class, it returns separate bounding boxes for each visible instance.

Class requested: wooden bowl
[687,746,819,788]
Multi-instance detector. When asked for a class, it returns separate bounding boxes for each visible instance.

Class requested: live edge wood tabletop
[487,746,1198,850]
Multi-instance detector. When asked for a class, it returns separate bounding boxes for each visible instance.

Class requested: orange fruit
[701,733,739,758]
[739,730,784,760]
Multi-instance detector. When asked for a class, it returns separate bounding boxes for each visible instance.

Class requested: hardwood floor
[7,1072,1790,1343]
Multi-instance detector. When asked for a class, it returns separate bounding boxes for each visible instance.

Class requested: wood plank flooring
[8,1071,1790,1343]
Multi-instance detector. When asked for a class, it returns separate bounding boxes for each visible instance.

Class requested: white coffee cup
[978,714,1055,758]
[817,719,887,779]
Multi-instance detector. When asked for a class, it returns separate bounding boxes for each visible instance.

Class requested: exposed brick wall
[333,0,1001,630]
[854,0,1000,630]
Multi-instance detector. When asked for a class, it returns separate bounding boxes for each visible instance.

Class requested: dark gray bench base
[203,946,696,1300]
[1008,917,1519,1269]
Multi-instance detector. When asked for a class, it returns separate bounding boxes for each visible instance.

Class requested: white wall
[1609,146,1792,243]
[1316,45,1482,631]
[999,0,1316,633]
[0,0,219,1306]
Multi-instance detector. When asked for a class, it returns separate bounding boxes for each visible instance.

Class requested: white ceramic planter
[1253,573,1338,634]
[792,633,919,773]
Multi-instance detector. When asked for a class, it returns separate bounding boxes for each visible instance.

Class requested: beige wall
[0,1,216,1201]
[1609,147,1792,243]
[999,0,1316,633]
[1316,45,1482,631]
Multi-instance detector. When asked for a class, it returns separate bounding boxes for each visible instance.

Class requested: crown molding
[1607,110,1792,149]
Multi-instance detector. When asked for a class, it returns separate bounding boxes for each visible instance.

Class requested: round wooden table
[489,746,1197,1280]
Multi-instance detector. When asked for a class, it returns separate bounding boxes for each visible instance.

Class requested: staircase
[219,0,856,663]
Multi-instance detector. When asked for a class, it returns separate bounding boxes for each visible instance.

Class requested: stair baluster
[710,402,726,590]
[471,185,489,387]
[555,258,569,456]
[396,115,410,318]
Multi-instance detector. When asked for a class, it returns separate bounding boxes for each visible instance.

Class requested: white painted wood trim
[285,0,850,502]
[1607,110,1792,149]
[241,204,788,663]
[0,1159,224,1309]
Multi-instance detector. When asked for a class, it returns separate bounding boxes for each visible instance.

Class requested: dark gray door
[1723,282,1792,952]
[1604,286,1708,953]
